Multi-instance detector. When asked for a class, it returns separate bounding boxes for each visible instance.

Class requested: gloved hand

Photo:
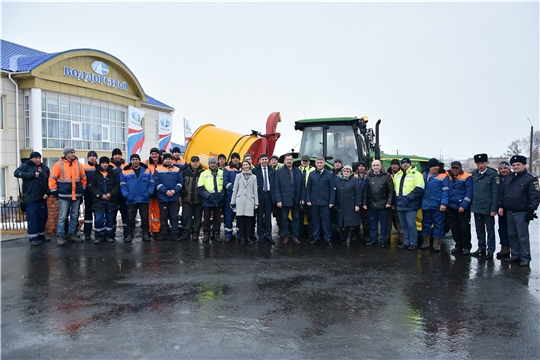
[230,203,236,209]
[525,209,538,222]
[51,191,59,199]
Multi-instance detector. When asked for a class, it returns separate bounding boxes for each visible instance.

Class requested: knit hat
[334,158,343,165]
[87,150,98,158]
[401,157,411,164]
[498,161,511,169]
[112,148,122,157]
[270,155,279,161]
[63,147,75,156]
[509,155,527,165]
[208,156,217,163]
[428,158,440,168]
[99,156,110,164]
[244,153,252,159]
[218,153,227,160]
[130,154,141,161]
[150,147,160,155]
[171,147,181,153]
[29,151,41,159]
[160,149,167,155]
[390,159,400,165]
[231,152,240,160]
[301,155,310,161]
[162,153,173,160]
[357,160,368,169]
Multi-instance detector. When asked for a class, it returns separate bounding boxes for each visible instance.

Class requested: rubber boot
[420,234,430,250]
[496,245,510,258]
[345,228,352,246]
[398,232,404,244]
[433,238,442,252]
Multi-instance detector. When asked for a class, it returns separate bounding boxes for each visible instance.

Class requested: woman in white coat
[231,161,259,244]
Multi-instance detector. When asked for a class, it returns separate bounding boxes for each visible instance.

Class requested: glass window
[71,102,81,116]
[92,124,101,141]
[48,119,59,138]
[41,98,46,111]
[82,123,91,139]
[1,96,5,130]
[0,167,7,200]
[92,105,100,119]
[42,118,47,137]
[60,101,70,114]
[72,123,80,139]
[102,126,109,142]
[102,108,109,120]
[47,99,58,113]
[82,104,91,117]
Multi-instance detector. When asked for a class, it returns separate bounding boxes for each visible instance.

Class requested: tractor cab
[293,116,379,169]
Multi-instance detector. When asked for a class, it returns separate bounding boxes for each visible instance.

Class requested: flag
[158,113,173,151]
[127,106,145,158]
[184,117,193,144]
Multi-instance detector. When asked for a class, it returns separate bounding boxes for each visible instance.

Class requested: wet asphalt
[1,222,539,359]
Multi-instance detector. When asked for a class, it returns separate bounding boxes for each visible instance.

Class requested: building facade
[0,39,174,201]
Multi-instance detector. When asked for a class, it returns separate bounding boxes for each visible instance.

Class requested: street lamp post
[527,118,533,163]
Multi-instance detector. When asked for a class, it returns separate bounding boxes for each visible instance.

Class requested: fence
[0,196,27,231]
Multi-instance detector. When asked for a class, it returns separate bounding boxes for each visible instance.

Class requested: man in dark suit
[254,154,275,244]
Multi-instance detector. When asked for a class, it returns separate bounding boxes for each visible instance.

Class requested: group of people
[14,147,540,267]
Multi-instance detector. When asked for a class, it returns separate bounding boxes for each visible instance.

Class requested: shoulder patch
[495,176,500,185]
[534,181,540,192]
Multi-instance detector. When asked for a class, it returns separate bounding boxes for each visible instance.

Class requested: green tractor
[290,116,430,172]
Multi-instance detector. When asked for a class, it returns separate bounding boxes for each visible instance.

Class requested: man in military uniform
[498,155,540,267]
[470,153,499,259]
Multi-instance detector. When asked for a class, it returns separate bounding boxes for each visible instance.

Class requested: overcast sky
[2,1,538,160]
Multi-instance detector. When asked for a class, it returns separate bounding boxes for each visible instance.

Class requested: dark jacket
[88,167,120,212]
[253,164,275,202]
[364,169,395,210]
[182,165,204,204]
[305,168,336,206]
[499,171,540,212]
[273,166,303,207]
[334,174,361,227]
[470,167,499,214]
[120,163,155,205]
[14,160,50,203]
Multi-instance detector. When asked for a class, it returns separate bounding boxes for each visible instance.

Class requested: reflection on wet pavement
[2,222,539,358]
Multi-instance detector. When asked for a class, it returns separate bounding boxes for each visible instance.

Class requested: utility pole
[527,118,533,163]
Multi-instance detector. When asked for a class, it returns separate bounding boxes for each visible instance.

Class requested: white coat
[231,172,259,217]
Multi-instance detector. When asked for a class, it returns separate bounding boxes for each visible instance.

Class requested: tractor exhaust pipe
[375,119,381,160]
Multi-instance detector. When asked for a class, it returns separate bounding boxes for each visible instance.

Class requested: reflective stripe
[84,220,93,224]
[442,187,449,190]
[464,197,472,202]
[94,226,106,232]
[51,175,59,179]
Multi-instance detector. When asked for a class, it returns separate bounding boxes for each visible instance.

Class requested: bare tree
[504,139,523,157]
[504,130,540,176]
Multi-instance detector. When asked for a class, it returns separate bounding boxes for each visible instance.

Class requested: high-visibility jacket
[172,158,186,171]
[422,171,449,210]
[447,170,473,210]
[393,166,424,211]
[298,164,315,186]
[49,157,87,200]
[198,168,225,207]
[154,164,184,202]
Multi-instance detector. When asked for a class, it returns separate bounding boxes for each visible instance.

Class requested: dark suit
[253,165,275,240]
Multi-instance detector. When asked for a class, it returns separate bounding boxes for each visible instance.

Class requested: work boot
[470,249,485,257]
[124,234,133,242]
[93,236,103,244]
[67,234,83,243]
[420,234,430,250]
[213,233,222,242]
[141,233,150,242]
[203,233,210,242]
[105,235,115,243]
[84,234,92,242]
[173,232,181,241]
[433,238,442,252]
[192,232,199,241]
[180,232,191,241]
[56,234,66,246]
[398,232,404,244]
[496,246,511,259]
[345,228,352,246]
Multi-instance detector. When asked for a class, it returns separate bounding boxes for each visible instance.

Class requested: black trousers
[237,216,253,240]
[182,202,203,234]
[159,201,179,235]
[83,194,94,236]
[203,206,222,234]
[448,207,472,250]
[126,203,149,236]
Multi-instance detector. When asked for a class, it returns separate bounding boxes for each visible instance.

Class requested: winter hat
[150,147,160,155]
[63,147,75,156]
[112,148,122,157]
[428,158,440,168]
[99,156,110,164]
[474,153,488,163]
[231,152,240,160]
[498,161,511,169]
[390,159,400,165]
[509,155,527,165]
[401,158,411,164]
[162,153,173,160]
[29,151,41,159]
[87,150,98,158]
[171,147,181,154]
[130,154,141,161]
[208,156,217,164]
[218,153,227,160]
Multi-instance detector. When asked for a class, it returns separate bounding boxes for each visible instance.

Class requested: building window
[0,167,7,200]
[41,95,127,152]
[0,95,5,130]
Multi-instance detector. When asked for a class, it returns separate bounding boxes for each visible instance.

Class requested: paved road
[2,222,539,359]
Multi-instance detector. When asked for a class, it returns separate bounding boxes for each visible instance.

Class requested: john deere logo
[91,61,109,75]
